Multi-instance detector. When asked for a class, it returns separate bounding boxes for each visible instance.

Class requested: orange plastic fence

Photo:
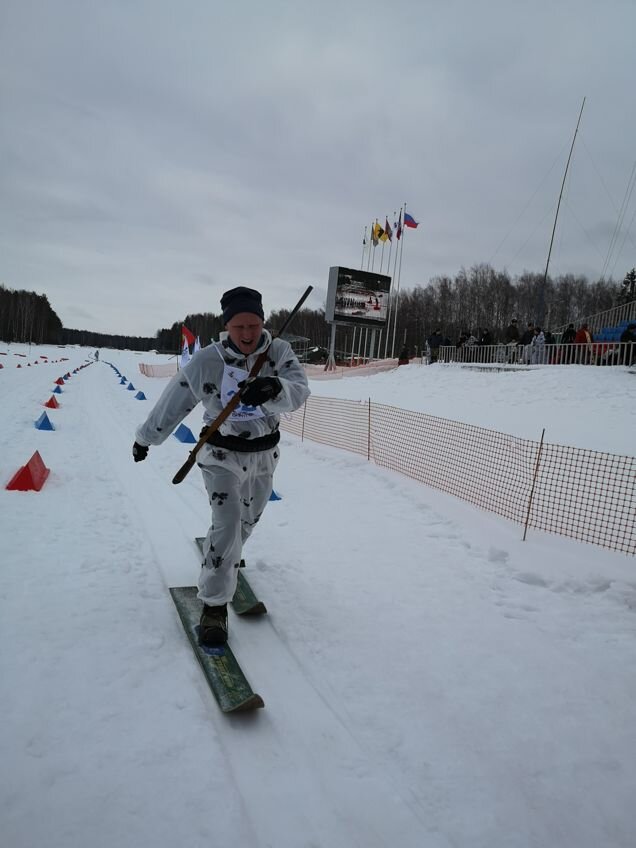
[281,396,635,555]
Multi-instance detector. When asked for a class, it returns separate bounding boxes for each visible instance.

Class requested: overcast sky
[1,0,635,335]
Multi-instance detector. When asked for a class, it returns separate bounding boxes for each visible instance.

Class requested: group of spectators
[425,318,636,365]
[502,320,557,364]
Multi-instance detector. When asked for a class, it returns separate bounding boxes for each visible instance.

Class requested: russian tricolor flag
[404,213,419,228]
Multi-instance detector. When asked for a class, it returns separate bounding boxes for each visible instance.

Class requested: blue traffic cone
[35,411,55,431]
[173,423,196,443]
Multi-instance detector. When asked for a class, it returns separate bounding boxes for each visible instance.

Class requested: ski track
[2,357,434,848]
[2,348,636,848]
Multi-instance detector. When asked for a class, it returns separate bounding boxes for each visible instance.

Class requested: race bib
[221,363,265,421]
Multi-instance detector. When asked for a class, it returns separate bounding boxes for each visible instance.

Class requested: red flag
[181,325,195,346]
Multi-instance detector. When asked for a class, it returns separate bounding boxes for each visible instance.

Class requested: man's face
[225,312,264,355]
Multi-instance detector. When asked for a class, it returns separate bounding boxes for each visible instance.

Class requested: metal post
[369,329,377,361]
[325,323,337,371]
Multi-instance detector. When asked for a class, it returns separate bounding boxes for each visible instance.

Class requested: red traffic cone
[6,451,50,492]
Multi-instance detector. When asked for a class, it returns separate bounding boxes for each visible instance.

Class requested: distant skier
[131,287,310,646]
[94,350,99,360]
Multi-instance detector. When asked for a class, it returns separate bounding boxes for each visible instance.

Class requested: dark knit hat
[221,286,264,324]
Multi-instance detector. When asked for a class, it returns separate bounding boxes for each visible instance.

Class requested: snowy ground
[1,343,635,848]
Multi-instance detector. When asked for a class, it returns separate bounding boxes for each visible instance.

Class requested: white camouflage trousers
[197,445,279,605]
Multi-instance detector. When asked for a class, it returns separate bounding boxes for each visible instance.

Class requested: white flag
[180,338,191,367]
[193,336,201,353]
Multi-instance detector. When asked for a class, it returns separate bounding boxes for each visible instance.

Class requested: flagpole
[391,203,407,358]
[361,226,367,269]
[379,230,386,273]
[384,206,403,358]
[386,211,395,274]
[371,219,377,272]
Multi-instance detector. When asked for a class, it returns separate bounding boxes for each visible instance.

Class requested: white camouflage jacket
[135,330,310,450]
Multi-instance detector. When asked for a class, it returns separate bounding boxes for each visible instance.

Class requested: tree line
[0,283,155,350]
[155,308,334,353]
[58,327,156,351]
[2,266,633,355]
[394,266,623,353]
[156,267,630,358]
[0,284,63,344]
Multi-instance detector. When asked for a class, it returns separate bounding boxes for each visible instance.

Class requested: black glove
[238,376,282,407]
[132,442,149,462]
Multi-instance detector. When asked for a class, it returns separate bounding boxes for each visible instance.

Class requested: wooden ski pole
[172,285,313,484]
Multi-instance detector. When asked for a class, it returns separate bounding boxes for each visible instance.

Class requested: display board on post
[324,266,392,370]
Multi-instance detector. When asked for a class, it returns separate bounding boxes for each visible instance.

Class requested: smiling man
[132,286,310,646]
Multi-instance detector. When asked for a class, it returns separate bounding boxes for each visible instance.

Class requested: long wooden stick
[172,285,313,484]
[522,428,546,541]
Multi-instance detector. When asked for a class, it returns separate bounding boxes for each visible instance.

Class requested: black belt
[202,429,280,453]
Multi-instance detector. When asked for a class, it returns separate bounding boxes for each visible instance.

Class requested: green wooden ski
[170,586,264,713]
[194,537,267,615]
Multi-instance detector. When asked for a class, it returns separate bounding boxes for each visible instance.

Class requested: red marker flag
[181,325,195,346]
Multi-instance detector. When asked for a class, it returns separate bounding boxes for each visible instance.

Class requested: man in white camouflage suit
[133,287,310,645]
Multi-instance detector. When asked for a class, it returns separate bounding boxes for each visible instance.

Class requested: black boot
[199,603,228,646]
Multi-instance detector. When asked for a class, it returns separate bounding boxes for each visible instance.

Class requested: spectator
[620,322,636,365]
[479,328,493,346]
[561,323,576,344]
[543,329,555,363]
[575,322,593,344]
[531,327,546,364]
[574,323,593,364]
[427,328,444,363]
[520,322,535,364]
[560,323,576,363]
[504,319,520,344]
[520,322,535,345]
[398,346,410,365]
[503,318,520,363]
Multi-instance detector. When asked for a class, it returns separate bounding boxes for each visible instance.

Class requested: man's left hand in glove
[238,376,282,406]
[132,442,149,462]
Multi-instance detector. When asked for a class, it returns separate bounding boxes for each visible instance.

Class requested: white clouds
[1,0,635,334]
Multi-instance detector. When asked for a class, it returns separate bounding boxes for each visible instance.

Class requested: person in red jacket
[574,323,593,363]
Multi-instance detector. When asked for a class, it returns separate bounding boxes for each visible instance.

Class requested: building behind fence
[281,396,635,556]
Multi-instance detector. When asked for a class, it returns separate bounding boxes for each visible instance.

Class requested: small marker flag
[181,338,191,367]
[182,325,196,346]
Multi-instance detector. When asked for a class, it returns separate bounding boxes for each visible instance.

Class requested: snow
[1,343,635,848]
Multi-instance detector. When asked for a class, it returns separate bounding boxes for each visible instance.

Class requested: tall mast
[538,96,586,325]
